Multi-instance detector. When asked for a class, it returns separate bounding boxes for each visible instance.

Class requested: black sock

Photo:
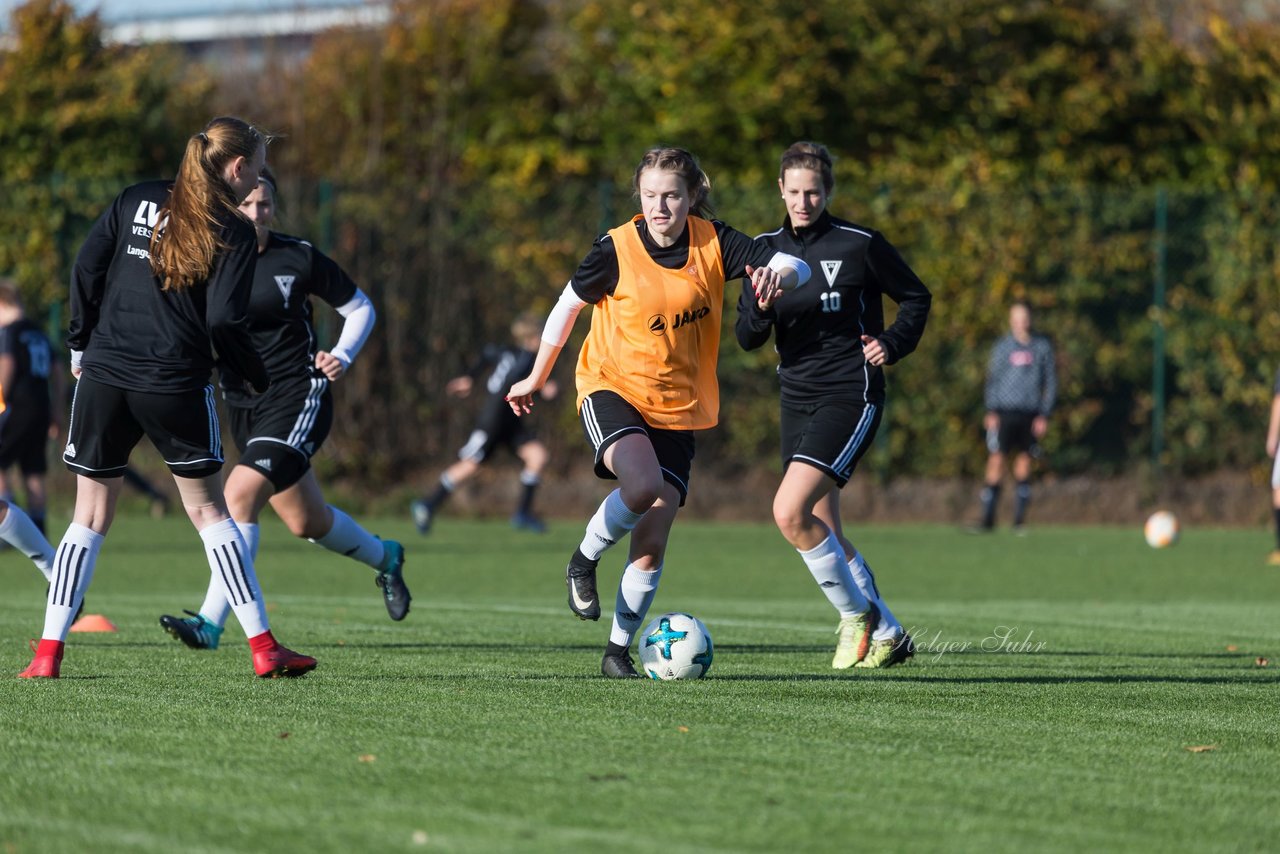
[426,481,452,510]
[1013,481,1031,526]
[605,641,629,658]
[517,479,539,517]
[980,483,1001,528]
[1273,507,1280,549]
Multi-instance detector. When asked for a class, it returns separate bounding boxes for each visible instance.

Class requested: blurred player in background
[737,142,929,670]
[1264,365,1280,564]
[506,147,810,678]
[973,301,1057,533]
[0,278,60,534]
[160,168,409,651]
[19,116,315,680]
[0,278,57,586]
[411,313,556,535]
[122,466,173,518]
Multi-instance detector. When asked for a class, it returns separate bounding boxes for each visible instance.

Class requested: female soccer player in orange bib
[506,147,810,677]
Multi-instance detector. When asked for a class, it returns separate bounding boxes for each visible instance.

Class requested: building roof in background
[0,0,390,42]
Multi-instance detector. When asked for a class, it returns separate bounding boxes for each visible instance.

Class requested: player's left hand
[1032,415,1048,439]
[747,265,783,310]
[860,335,886,366]
[314,351,347,381]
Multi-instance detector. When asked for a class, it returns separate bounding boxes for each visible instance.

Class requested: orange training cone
[69,614,117,633]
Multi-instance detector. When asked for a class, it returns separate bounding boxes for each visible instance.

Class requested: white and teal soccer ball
[1144,510,1180,548]
[638,612,713,680]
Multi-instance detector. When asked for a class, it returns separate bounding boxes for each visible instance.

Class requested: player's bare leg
[601,483,678,679]
[774,462,876,668]
[566,434,660,622]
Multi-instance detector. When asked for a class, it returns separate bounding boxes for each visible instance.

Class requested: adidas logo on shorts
[253,458,272,471]
[64,443,77,459]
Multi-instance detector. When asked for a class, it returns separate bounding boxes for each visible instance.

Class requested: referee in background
[973,301,1056,533]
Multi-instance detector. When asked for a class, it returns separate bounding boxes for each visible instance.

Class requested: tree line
[2,0,1278,486]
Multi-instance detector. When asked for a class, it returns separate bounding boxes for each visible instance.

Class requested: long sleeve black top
[69,180,269,394]
[736,210,931,405]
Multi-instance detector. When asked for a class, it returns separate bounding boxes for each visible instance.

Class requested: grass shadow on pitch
[709,672,1275,686]
[1036,649,1265,660]
[878,673,1278,685]
[333,641,613,652]
[714,643,832,654]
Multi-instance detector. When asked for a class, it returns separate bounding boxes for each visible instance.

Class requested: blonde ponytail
[149,117,270,291]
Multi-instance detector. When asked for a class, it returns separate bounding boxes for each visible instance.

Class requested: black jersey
[220,231,358,402]
[570,218,778,302]
[0,318,53,416]
[69,180,268,394]
[466,343,537,425]
[735,211,931,405]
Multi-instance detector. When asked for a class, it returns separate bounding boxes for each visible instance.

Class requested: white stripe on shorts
[832,403,878,478]
[284,378,326,450]
[580,395,603,448]
[204,385,221,459]
[459,429,490,462]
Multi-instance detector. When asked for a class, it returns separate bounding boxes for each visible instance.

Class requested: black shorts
[63,375,223,479]
[0,404,50,475]
[227,376,333,491]
[780,398,882,488]
[457,409,534,464]
[579,390,695,506]
[987,409,1039,456]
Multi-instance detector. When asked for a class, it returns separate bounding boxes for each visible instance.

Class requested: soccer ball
[638,612,713,680]
[1144,510,1180,548]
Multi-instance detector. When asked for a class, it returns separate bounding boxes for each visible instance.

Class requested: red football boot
[253,645,317,679]
[18,639,63,679]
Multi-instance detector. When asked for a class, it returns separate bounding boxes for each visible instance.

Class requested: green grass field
[1,515,1277,853]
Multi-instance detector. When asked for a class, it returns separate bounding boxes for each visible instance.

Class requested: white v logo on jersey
[132,201,160,228]
[275,275,296,308]
[820,260,842,288]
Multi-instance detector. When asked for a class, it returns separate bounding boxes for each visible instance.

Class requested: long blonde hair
[149,116,270,291]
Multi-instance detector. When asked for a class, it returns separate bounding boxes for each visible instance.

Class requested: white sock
[311,506,385,568]
[0,502,55,581]
[197,521,259,629]
[42,523,104,641]
[799,531,869,618]
[199,518,268,637]
[579,489,644,561]
[237,521,260,559]
[609,562,663,648]
[849,551,903,641]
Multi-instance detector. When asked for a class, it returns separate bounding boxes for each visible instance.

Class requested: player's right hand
[506,377,540,415]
